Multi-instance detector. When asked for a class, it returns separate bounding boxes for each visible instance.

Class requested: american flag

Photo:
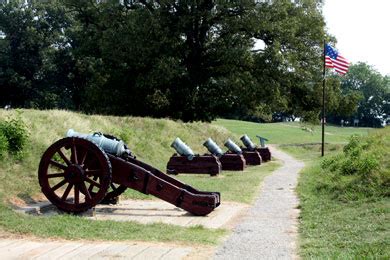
[325,43,349,75]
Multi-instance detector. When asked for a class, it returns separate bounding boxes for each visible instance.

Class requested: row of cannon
[37,129,270,216]
[167,135,271,176]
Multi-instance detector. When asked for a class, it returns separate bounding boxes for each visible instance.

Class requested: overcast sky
[323,0,390,76]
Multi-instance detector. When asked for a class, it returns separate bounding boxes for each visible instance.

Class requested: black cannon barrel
[240,134,256,151]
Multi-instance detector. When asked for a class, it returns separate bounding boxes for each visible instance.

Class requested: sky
[323,0,390,76]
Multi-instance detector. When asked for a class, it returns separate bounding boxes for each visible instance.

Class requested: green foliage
[0,113,29,154]
[298,162,390,258]
[1,0,331,122]
[0,1,74,109]
[333,62,390,127]
[297,132,390,258]
[319,131,389,200]
[0,131,8,159]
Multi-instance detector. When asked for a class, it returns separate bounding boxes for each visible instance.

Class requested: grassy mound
[298,127,390,258]
[319,129,389,201]
[0,109,233,202]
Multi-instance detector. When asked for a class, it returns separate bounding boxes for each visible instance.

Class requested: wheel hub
[65,164,85,184]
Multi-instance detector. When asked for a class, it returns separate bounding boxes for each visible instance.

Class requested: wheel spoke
[80,149,88,165]
[49,160,67,171]
[51,179,68,192]
[57,149,71,166]
[110,183,117,190]
[71,143,78,164]
[61,183,73,201]
[80,181,92,201]
[47,172,65,178]
[85,176,101,189]
[88,176,98,193]
[74,185,79,205]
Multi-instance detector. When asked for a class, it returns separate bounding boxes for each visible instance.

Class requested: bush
[0,132,8,159]
[0,114,29,154]
[319,131,389,200]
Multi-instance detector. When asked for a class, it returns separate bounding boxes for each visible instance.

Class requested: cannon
[225,137,262,166]
[166,138,221,176]
[255,135,271,161]
[38,130,220,216]
[240,134,271,162]
[203,138,246,171]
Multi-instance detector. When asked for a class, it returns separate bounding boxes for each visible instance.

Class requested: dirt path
[214,146,304,259]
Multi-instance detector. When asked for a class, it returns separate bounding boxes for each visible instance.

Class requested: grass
[295,128,389,258]
[176,162,280,204]
[0,109,276,244]
[0,204,225,245]
[278,143,344,162]
[217,118,389,258]
[0,109,235,201]
[215,118,371,145]
[298,161,389,258]
[2,109,386,255]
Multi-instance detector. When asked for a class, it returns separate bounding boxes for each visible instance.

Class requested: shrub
[319,130,389,200]
[0,114,29,154]
[0,132,8,159]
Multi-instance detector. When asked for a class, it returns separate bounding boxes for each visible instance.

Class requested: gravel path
[214,146,304,260]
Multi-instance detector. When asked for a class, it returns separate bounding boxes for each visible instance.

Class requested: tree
[1,0,338,123]
[0,1,74,109]
[340,62,390,127]
[233,0,328,122]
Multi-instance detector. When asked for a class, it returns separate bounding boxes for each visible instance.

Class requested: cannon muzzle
[66,129,129,156]
[203,138,223,157]
[224,138,242,154]
[171,137,195,160]
[240,134,256,151]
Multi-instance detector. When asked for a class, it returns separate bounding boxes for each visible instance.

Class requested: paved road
[214,146,304,260]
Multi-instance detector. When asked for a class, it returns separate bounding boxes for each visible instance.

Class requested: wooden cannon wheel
[38,137,112,213]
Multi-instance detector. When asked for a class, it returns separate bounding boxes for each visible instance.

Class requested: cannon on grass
[38,130,220,216]
[240,134,271,162]
[256,135,272,161]
[166,138,221,176]
[203,138,246,171]
[225,137,262,165]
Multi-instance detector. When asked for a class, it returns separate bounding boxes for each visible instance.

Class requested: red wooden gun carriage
[38,130,220,216]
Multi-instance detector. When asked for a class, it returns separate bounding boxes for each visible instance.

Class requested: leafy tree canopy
[0,0,359,123]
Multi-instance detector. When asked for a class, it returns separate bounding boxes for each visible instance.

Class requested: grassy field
[298,163,389,258]
[0,109,277,244]
[216,119,371,145]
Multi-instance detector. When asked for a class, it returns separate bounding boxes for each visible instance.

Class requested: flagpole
[321,40,326,157]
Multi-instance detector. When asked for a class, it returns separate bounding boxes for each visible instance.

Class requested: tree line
[0,0,388,125]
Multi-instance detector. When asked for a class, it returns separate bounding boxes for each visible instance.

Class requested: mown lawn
[215,118,370,145]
